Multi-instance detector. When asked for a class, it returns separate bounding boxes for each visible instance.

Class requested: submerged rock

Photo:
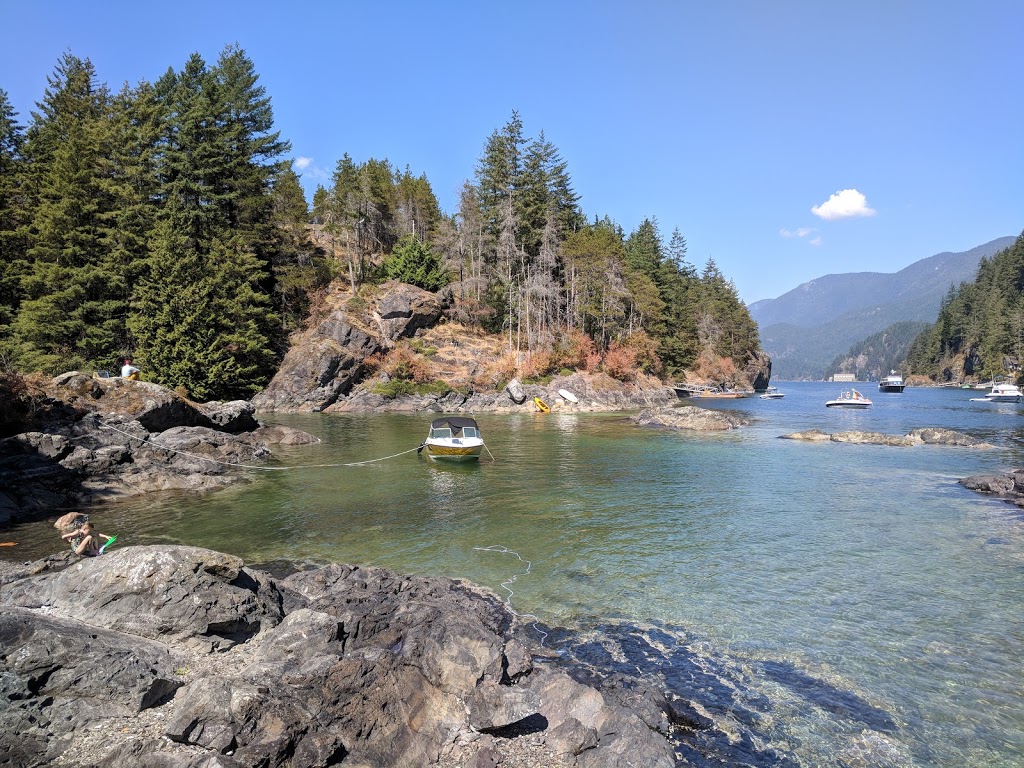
[782,427,993,448]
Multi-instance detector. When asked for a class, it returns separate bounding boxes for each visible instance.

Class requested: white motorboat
[969,381,1022,403]
[878,370,905,393]
[419,416,485,461]
[826,389,872,409]
[760,386,784,399]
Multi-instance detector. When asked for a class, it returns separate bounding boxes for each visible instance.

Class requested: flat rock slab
[781,427,993,448]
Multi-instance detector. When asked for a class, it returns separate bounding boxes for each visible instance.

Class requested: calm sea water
[4,382,1023,766]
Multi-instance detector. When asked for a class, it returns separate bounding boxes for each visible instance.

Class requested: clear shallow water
[4,382,1024,766]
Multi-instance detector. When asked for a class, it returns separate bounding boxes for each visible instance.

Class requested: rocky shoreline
[0,545,680,767]
[0,373,319,527]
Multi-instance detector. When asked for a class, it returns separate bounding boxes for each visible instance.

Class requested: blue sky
[1,1,1021,304]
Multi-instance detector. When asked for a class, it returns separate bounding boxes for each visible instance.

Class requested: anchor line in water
[95,420,421,471]
[473,545,548,645]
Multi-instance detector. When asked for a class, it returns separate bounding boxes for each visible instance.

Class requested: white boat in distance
[969,381,1023,403]
[878,370,905,393]
[760,386,785,399]
[419,416,484,461]
[826,389,872,409]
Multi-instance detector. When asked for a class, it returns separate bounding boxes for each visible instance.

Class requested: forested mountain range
[0,48,761,402]
[906,232,1024,383]
[750,237,1015,380]
[824,321,929,381]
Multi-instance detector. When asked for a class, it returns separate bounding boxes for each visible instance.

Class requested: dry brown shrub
[622,330,663,376]
[552,329,596,372]
[694,349,739,386]
[520,350,556,380]
[601,341,638,382]
[382,346,434,383]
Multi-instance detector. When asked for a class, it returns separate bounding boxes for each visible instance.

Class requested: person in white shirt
[121,357,141,380]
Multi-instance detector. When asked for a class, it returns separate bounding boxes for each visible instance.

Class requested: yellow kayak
[534,396,550,413]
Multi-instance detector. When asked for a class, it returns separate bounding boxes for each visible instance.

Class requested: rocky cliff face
[0,546,677,767]
[252,281,443,412]
[743,350,773,391]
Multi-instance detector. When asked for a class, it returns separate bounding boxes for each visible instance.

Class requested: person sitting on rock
[121,357,141,380]
[62,521,112,557]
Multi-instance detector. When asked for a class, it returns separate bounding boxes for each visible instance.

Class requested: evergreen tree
[624,218,662,279]
[270,166,329,336]
[0,90,27,350]
[131,48,284,398]
[384,234,448,291]
[15,53,121,371]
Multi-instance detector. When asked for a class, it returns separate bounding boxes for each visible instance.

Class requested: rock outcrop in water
[0,545,677,767]
[960,469,1024,516]
[781,427,994,447]
[632,405,749,431]
[0,374,317,526]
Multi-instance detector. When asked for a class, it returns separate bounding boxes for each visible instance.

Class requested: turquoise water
[4,382,1023,765]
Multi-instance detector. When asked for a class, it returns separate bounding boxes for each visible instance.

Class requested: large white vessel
[878,370,905,393]
[969,381,1022,403]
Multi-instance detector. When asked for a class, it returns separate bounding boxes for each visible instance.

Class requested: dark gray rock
[197,400,260,433]
[0,381,318,525]
[0,546,677,767]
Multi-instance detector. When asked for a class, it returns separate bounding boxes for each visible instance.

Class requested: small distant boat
[759,386,785,400]
[419,416,484,462]
[878,370,905,393]
[969,381,1022,403]
[826,389,872,409]
[693,388,751,399]
[534,396,550,413]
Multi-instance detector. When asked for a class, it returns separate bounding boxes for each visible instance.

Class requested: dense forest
[906,233,1024,383]
[0,47,760,401]
[824,321,928,381]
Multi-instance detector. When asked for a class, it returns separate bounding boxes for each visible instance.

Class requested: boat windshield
[430,427,453,439]
[462,427,479,438]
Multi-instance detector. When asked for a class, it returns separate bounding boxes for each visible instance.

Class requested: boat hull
[826,401,871,409]
[422,440,483,461]
[878,384,905,393]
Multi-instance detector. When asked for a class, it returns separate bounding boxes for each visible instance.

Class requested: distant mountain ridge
[751,236,1016,380]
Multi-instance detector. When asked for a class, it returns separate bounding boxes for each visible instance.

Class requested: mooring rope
[473,545,548,645]
[96,420,421,471]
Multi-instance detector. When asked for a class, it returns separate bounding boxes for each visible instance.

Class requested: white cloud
[293,156,313,171]
[779,227,816,239]
[810,236,823,246]
[811,188,876,220]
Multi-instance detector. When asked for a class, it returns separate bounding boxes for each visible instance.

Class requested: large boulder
[253,281,443,413]
[633,405,749,431]
[49,372,213,432]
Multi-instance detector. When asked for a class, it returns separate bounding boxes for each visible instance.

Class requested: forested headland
[906,232,1024,383]
[0,46,761,406]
